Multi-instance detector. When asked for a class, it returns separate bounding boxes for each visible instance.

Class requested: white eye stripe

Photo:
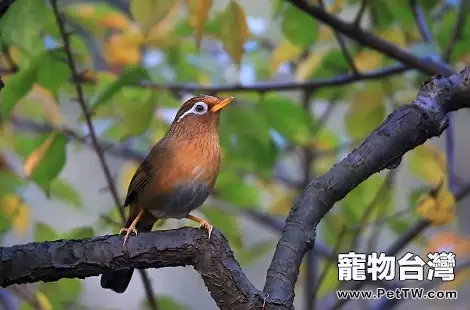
[177,101,208,122]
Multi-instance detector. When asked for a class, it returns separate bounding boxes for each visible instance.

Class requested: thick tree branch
[262,67,470,305]
[0,228,263,310]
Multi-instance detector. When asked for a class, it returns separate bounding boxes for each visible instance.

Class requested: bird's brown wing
[123,157,153,207]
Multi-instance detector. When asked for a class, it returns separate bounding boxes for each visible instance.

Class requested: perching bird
[100,94,234,293]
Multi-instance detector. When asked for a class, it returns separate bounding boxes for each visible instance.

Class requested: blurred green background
[1,0,470,309]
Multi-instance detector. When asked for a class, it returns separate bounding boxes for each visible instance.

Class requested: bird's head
[168,95,234,136]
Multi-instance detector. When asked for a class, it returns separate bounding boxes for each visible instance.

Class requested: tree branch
[286,0,453,75]
[262,67,470,305]
[410,0,434,44]
[0,228,263,310]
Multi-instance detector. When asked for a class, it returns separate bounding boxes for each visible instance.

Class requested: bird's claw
[199,220,213,240]
[119,227,138,246]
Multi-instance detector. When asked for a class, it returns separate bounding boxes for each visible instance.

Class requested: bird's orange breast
[151,133,221,195]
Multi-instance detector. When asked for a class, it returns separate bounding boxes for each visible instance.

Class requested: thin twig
[312,224,347,298]
[410,0,434,44]
[349,171,396,251]
[49,1,158,309]
[353,0,367,28]
[318,0,359,75]
[443,0,467,62]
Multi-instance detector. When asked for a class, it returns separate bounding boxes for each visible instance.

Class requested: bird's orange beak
[211,97,234,112]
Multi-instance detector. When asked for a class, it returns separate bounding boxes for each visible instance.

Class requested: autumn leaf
[1,193,30,236]
[130,0,175,35]
[353,50,384,71]
[408,144,446,185]
[120,162,139,192]
[295,46,330,81]
[215,0,250,65]
[270,39,302,76]
[104,26,144,66]
[186,0,213,48]
[345,88,386,139]
[416,179,455,226]
[23,132,68,193]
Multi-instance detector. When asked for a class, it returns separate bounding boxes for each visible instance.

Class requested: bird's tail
[100,214,155,293]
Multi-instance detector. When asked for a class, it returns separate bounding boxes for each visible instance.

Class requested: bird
[100,94,234,294]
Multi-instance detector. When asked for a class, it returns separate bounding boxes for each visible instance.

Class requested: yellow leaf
[408,144,446,185]
[1,193,30,236]
[295,47,330,81]
[120,162,139,192]
[147,0,182,39]
[186,0,213,48]
[130,0,175,35]
[353,50,383,71]
[197,72,212,86]
[416,180,456,226]
[22,85,63,126]
[318,25,335,42]
[217,0,250,66]
[36,292,53,310]
[270,40,302,76]
[345,88,386,139]
[99,13,131,30]
[104,27,144,66]
[376,25,406,48]
[269,188,297,216]
[24,133,57,177]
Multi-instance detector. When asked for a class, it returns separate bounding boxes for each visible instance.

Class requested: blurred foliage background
[0,0,470,309]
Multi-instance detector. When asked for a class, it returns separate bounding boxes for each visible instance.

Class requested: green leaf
[219,105,277,177]
[213,0,250,65]
[0,64,37,119]
[34,222,59,242]
[141,295,190,310]
[48,178,83,209]
[164,44,199,83]
[62,226,95,239]
[0,0,49,52]
[89,66,150,111]
[259,94,312,144]
[215,170,260,208]
[130,0,175,34]
[345,87,386,139]
[0,208,11,236]
[36,49,71,93]
[24,132,68,194]
[322,213,351,252]
[120,88,156,139]
[237,240,275,266]
[39,279,82,309]
[200,206,243,249]
[0,171,26,197]
[316,260,339,298]
[341,174,390,224]
[281,5,318,47]
[187,0,213,48]
[383,0,415,27]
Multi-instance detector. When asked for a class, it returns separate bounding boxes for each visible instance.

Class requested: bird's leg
[186,214,213,240]
[119,208,144,246]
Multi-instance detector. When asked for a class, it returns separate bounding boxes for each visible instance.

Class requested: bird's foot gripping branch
[2,68,470,309]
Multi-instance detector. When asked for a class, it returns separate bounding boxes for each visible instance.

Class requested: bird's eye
[195,104,205,112]
[192,102,208,115]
